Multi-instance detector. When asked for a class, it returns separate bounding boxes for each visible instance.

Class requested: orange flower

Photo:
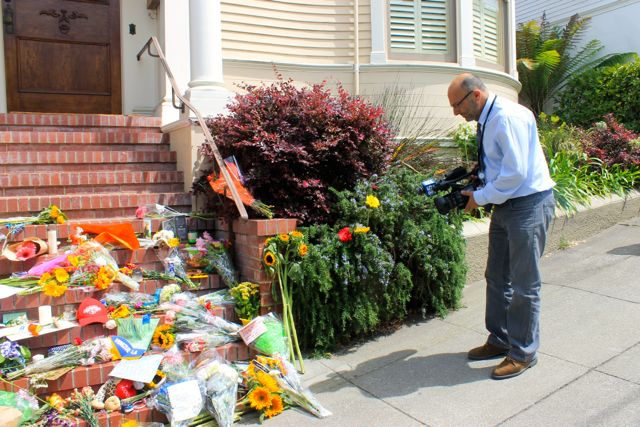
[42,281,67,298]
[248,386,272,410]
[264,394,284,418]
[277,233,289,242]
[256,371,280,393]
[263,251,276,267]
[298,243,308,257]
[290,230,303,239]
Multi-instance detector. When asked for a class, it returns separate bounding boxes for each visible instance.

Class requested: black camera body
[420,166,480,214]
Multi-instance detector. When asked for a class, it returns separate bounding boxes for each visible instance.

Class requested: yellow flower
[298,243,308,257]
[53,268,69,283]
[263,251,277,267]
[43,281,67,298]
[168,237,181,247]
[264,394,284,418]
[38,272,52,286]
[248,386,272,410]
[277,233,289,242]
[56,215,65,224]
[152,324,175,349]
[354,226,370,234]
[50,205,60,218]
[67,255,80,268]
[111,305,131,319]
[290,230,303,239]
[365,195,380,209]
[256,371,280,393]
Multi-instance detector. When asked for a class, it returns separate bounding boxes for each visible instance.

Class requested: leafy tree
[516,13,603,116]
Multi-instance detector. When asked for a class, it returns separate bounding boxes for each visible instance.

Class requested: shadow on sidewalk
[607,243,640,256]
[311,349,494,398]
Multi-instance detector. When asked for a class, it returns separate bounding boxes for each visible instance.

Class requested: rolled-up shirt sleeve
[473,116,530,206]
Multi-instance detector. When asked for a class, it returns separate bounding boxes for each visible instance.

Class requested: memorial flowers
[262,230,308,373]
[229,282,260,323]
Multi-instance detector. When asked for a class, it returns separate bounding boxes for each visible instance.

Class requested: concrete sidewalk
[241,216,640,426]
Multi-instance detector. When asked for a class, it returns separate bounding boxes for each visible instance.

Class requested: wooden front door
[2,0,121,114]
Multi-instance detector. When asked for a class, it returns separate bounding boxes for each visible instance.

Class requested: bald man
[447,73,555,379]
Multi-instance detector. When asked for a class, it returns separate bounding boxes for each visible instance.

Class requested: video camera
[420,166,481,214]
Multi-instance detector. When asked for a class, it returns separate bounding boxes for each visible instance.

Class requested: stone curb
[463,190,640,283]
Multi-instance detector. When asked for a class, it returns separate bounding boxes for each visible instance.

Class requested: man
[447,73,555,379]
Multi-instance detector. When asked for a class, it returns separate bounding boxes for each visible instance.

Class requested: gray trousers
[485,189,555,362]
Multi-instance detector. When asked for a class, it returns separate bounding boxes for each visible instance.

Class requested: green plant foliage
[537,112,583,160]
[556,57,640,132]
[449,122,477,165]
[290,168,467,353]
[516,13,606,117]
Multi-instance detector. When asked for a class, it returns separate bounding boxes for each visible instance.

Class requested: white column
[505,0,517,78]
[370,0,387,64]
[185,0,234,118]
[156,0,190,124]
[457,0,476,68]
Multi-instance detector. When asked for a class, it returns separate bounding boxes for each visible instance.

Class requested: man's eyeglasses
[452,90,474,108]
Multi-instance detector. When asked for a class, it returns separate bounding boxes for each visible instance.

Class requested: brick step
[2,182,184,197]
[0,130,165,147]
[0,217,217,244]
[0,171,184,191]
[0,341,251,403]
[1,143,169,153]
[0,150,177,167]
[0,112,162,129]
[0,192,191,218]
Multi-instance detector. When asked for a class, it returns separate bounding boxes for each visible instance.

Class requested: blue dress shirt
[473,95,555,206]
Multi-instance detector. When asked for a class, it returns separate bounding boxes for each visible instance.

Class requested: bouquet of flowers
[238,356,287,422]
[67,240,139,291]
[0,339,31,377]
[7,337,112,380]
[192,350,239,427]
[0,204,67,226]
[240,313,289,359]
[262,230,309,372]
[197,232,237,288]
[229,282,260,323]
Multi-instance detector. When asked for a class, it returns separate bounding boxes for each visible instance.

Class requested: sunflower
[263,251,277,267]
[298,243,308,257]
[256,370,280,393]
[277,233,289,242]
[264,394,284,418]
[290,230,303,239]
[42,281,67,298]
[248,386,272,410]
[152,325,175,349]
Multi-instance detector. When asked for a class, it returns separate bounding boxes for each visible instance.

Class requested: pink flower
[15,241,37,260]
[135,205,147,219]
[338,227,352,243]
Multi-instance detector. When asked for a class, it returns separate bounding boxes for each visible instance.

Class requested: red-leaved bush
[200,78,394,224]
[582,113,640,169]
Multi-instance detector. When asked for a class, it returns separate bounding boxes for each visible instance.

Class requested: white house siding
[515,0,640,56]
[516,0,615,23]
[221,0,372,65]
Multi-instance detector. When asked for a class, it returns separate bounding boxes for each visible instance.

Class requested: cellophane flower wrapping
[272,356,332,418]
[162,248,197,289]
[240,313,290,360]
[197,233,238,288]
[192,350,239,427]
[68,240,139,291]
[161,293,241,336]
[7,337,112,380]
[149,345,205,426]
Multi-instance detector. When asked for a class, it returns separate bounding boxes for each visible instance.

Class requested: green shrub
[291,168,467,353]
[556,58,640,132]
[537,112,583,160]
[449,122,477,165]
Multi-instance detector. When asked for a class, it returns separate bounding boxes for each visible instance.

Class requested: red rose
[338,227,353,243]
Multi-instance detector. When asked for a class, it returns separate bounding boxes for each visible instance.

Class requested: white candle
[47,228,58,255]
[38,305,52,325]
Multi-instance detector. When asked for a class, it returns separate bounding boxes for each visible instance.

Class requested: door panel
[3,0,121,113]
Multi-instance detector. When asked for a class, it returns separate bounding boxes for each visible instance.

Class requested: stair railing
[137,36,248,220]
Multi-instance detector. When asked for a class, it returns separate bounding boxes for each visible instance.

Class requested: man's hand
[461,190,479,213]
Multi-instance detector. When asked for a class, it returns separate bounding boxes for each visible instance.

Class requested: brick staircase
[0,113,255,425]
[0,112,191,219]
